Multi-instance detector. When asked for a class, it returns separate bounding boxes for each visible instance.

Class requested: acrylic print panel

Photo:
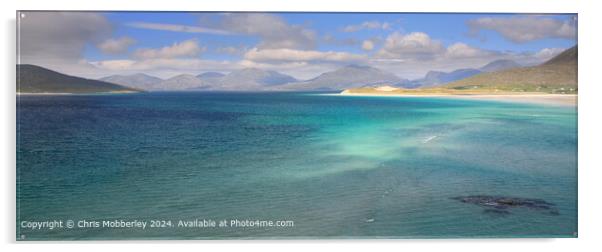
[16,11,577,240]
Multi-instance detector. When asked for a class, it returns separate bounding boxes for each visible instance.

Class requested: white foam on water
[423,135,438,144]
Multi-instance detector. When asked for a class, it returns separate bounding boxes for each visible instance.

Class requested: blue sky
[20,12,577,79]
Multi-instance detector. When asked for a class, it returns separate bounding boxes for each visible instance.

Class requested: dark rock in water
[483,209,511,216]
[451,195,559,215]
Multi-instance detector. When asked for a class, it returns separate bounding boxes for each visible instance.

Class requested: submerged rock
[451,195,559,215]
[483,209,511,216]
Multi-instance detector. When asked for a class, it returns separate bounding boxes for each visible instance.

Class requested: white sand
[338,92,577,107]
[451,94,577,106]
[374,86,400,92]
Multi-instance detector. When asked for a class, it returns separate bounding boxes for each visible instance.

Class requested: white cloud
[362,40,375,51]
[97,37,136,54]
[213,13,317,50]
[375,32,497,63]
[445,43,493,58]
[43,44,570,82]
[19,12,571,83]
[19,12,112,61]
[18,12,118,79]
[376,32,445,60]
[238,59,309,70]
[89,58,239,78]
[240,47,370,79]
[534,47,566,60]
[243,48,367,63]
[126,22,233,35]
[133,39,205,59]
[91,58,228,71]
[126,14,315,50]
[372,45,568,79]
[366,30,570,79]
[237,60,342,80]
[91,59,136,70]
[89,57,338,80]
[343,21,391,32]
[468,16,577,43]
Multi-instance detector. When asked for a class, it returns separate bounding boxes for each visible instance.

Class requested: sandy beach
[450,94,577,106]
[338,91,577,107]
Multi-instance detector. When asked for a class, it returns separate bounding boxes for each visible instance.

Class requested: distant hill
[445,46,577,93]
[544,46,577,66]
[479,59,521,73]
[190,72,225,90]
[213,68,298,90]
[119,68,298,91]
[197,72,225,79]
[100,73,163,90]
[284,65,407,91]
[17,64,137,93]
[157,74,209,90]
[407,59,521,88]
[408,68,483,88]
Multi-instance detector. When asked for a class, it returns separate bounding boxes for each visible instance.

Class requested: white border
[2,0,601,251]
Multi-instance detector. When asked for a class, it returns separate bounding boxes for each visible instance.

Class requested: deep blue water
[16,92,577,239]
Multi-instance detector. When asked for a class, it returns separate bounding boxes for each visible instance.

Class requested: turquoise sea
[16,92,577,239]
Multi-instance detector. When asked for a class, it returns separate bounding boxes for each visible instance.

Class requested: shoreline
[449,94,577,107]
[15,90,577,106]
[16,90,140,96]
[337,92,577,106]
[17,92,74,96]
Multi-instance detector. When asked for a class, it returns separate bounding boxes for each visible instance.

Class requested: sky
[18,12,577,80]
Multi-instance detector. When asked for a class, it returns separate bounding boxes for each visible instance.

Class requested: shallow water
[16,92,577,239]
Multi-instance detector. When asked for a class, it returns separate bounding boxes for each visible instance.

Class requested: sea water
[16,92,577,239]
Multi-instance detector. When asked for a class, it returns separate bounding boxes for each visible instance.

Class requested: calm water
[16,92,577,239]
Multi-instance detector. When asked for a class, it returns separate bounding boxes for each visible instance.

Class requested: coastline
[450,94,577,106]
[16,90,140,96]
[338,91,577,106]
[17,92,74,96]
[15,90,577,106]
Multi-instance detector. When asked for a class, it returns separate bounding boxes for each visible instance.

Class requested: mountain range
[405,59,522,88]
[158,74,210,90]
[100,65,408,91]
[100,73,162,90]
[279,65,409,91]
[446,46,577,93]
[479,59,522,73]
[18,47,573,94]
[101,68,299,91]
[100,59,521,91]
[214,68,298,90]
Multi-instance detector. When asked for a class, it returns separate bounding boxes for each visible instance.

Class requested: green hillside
[17,64,138,94]
[445,46,577,94]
